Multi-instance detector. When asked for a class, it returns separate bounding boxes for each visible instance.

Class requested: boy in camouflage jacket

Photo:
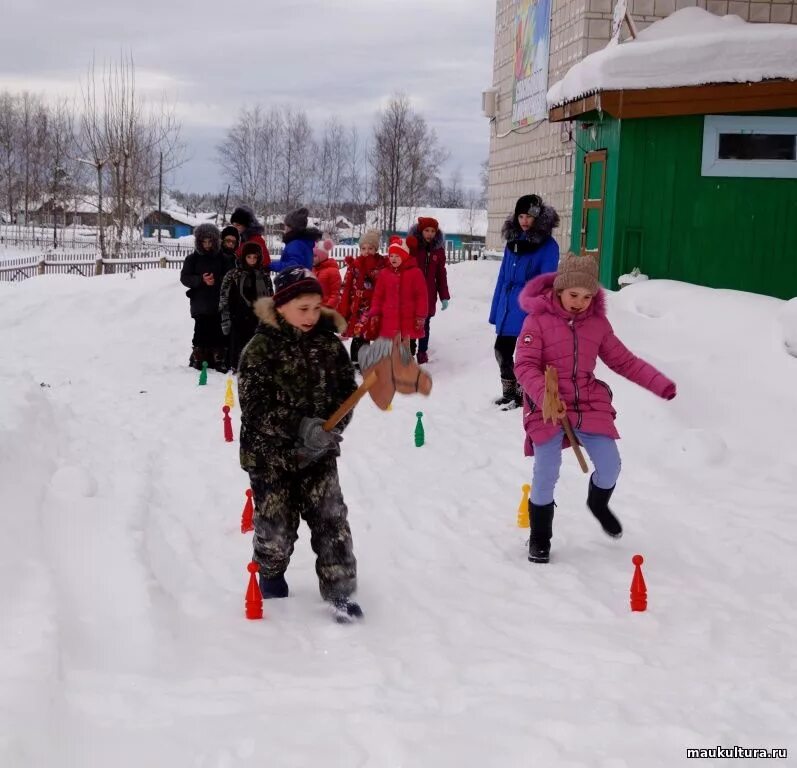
[238,266,363,621]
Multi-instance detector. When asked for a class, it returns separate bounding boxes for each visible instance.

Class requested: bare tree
[370,94,447,232]
[0,92,21,221]
[316,116,348,224]
[78,54,184,256]
[280,106,315,210]
[45,99,77,246]
[479,158,489,207]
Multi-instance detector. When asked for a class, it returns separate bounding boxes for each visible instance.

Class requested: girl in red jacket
[339,230,387,368]
[408,216,450,364]
[514,253,676,564]
[368,236,428,348]
[313,238,342,309]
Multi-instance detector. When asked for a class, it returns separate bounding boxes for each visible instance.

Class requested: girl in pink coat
[369,236,428,346]
[514,253,676,563]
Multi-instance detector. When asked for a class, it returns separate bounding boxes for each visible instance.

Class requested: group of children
[182,209,452,377]
[182,198,676,621]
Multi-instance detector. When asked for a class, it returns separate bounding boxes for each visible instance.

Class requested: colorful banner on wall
[511,0,553,127]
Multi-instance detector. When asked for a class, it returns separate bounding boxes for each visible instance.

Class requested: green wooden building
[549,79,797,300]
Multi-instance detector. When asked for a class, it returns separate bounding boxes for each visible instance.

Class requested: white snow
[779,297,797,357]
[618,267,649,287]
[1,267,796,766]
[548,8,797,106]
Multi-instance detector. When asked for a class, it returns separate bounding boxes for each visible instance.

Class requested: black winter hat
[230,206,256,228]
[240,241,263,265]
[221,225,240,246]
[273,266,323,308]
[514,194,543,219]
[284,206,309,231]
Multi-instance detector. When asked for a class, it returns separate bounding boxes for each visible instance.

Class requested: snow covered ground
[1,263,795,767]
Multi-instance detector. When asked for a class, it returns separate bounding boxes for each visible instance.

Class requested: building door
[580,150,607,261]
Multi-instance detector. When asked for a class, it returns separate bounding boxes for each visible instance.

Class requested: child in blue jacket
[488,194,560,409]
[269,207,323,272]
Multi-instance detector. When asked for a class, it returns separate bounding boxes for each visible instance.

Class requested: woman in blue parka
[489,194,560,409]
[269,206,323,273]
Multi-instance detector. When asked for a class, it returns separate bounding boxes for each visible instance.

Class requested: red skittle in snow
[241,488,254,533]
[630,554,647,612]
[245,561,264,620]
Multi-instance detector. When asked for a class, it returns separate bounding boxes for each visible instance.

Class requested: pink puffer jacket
[514,273,675,454]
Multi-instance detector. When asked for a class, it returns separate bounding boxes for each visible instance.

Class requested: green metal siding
[613,111,797,299]
[570,109,797,299]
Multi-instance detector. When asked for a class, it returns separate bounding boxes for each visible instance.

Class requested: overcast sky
[2,0,495,196]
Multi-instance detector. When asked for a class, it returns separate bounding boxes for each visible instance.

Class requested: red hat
[388,236,413,263]
[418,217,439,232]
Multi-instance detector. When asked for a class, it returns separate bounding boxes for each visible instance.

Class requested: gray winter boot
[494,378,516,406]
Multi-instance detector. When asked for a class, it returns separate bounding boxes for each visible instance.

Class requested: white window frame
[701,115,797,179]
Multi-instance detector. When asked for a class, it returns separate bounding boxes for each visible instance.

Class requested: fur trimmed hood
[408,222,445,250]
[253,297,347,334]
[194,223,221,253]
[283,226,323,245]
[501,204,560,246]
[518,272,606,320]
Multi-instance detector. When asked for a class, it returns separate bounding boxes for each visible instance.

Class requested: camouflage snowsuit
[238,298,358,600]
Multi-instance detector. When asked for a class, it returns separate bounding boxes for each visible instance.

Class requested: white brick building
[485,0,797,250]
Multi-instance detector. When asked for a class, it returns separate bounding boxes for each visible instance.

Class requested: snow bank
[548,8,797,106]
[1,266,796,766]
[779,297,797,357]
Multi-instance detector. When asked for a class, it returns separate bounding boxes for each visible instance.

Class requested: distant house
[142,208,217,239]
[18,195,110,228]
[365,206,488,249]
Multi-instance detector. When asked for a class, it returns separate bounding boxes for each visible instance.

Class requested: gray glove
[296,417,342,468]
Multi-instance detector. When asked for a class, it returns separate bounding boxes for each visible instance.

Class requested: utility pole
[157,151,163,243]
[222,184,230,225]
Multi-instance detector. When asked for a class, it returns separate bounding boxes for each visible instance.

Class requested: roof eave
[548,78,797,122]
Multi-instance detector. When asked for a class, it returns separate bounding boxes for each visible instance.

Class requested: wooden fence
[0,243,484,283]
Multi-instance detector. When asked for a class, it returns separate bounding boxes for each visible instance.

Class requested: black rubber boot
[494,378,516,406]
[501,380,523,411]
[528,501,555,563]
[259,574,289,599]
[587,478,623,538]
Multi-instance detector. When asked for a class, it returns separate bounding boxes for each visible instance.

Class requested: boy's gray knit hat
[553,252,600,294]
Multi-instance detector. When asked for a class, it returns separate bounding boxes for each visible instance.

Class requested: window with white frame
[701,115,797,179]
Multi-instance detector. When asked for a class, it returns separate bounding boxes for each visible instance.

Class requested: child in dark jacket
[269,207,323,272]
[219,241,274,373]
[238,267,362,622]
[514,253,676,564]
[180,223,232,372]
[407,216,450,364]
[220,226,241,271]
[489,194,560,409]
[230,206,271,269]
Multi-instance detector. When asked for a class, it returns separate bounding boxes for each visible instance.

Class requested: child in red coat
[339,230,387,368]
[313,239,342,309]
[368,236,428,348]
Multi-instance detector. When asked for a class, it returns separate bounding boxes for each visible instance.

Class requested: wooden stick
[323,371,378,432]
[560,415,590,474]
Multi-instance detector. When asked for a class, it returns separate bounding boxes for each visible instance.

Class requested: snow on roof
[547,8,797,107]
[147,207,216,228]
[365,207,488,237]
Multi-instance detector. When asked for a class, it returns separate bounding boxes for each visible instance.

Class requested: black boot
[587,478,623,538]
[188,347,204,370]
[494,378,516,406]
[259,573,289,599]
[528,501,555,563]
[501,380,524,411]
